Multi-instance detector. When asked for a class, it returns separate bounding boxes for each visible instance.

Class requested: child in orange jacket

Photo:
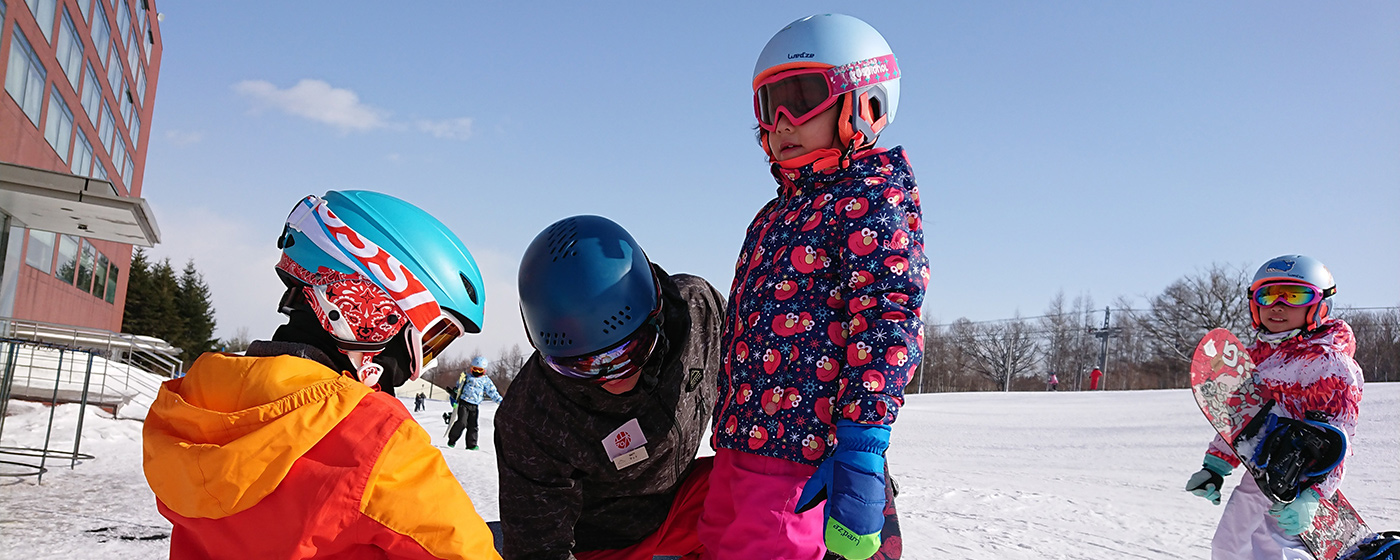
[142,191,499,560]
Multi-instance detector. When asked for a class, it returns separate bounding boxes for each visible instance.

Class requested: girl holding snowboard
[1186,254,1365,559]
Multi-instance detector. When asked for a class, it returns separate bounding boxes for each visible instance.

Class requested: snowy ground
[1,384,1395,559]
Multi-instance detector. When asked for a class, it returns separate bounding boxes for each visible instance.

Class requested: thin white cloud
[234,79,389,132]
[163,129,203,146]
[233,79,474,141]
[416,117,473,140]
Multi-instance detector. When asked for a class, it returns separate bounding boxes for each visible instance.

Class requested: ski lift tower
[1087,307,1123,389]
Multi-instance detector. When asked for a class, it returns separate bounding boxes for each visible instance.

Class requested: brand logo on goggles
[313,202,442,332]
[787,52,815,59]
[831,55,899,92]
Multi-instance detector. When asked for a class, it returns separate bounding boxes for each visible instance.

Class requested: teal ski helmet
[1247,254,1336,333]
[277,191,485,385]
[518,215,659,360]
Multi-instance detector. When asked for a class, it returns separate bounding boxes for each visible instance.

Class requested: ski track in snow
[1,384,1395,559]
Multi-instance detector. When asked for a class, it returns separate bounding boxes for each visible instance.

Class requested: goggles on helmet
[754,54,900,131]
[543,319,660,384]
[1252,283,1322,308]
[418,312,465,367]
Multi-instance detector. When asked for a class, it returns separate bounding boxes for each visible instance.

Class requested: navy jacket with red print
[712,146,928,466]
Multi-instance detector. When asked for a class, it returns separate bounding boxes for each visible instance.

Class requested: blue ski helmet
[277,191,485,384]
[471,356,489,370]
[1247,254,1336,332]
[518,215,659,358]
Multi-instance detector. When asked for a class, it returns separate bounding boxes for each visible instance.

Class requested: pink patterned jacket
[1206,318,1365,498]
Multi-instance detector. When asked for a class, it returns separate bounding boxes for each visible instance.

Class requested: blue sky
[141,1,1400,360]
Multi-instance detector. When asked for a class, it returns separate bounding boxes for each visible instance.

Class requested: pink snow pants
[697,449,827,560]
[1213,475,1312,560]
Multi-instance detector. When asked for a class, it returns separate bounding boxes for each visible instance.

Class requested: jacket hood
[1249,317,1356,364]
[770,147,902,196]
[143,353,373,519]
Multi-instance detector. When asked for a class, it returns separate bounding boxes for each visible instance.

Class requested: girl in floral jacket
[700,14,927,560]
[1185,255,1364,560]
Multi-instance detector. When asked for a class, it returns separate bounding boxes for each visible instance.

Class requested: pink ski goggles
[754,54,900,131]
[1252,282,1322,308]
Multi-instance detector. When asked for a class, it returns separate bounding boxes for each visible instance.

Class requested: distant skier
[1089,367,1103,390]
[494,216,723,560]
[1184,255,1364,559]
[415,392,427,412]
[700,14,926,560]
[447,356,502,449]
[1047,372,1059,391]
[141,191,500,559]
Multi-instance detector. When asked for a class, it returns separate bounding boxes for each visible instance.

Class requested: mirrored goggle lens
[544,325,659,382]
[421,314,465,365]
[1254,284,1320,307]
[756,72,835,127]
[470,366,485,374]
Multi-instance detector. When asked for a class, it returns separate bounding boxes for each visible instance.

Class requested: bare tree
[1039,292,1098,390]
[219,326,252,354]
[954,315,1040,392]
[1134,263,1251,365]
[1337,307,1400,383]
[491,344,528,394]
[915,320,988,393]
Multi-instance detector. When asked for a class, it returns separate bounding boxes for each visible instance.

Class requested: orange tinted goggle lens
[1253,284,1320,307]
[421,315,464,364]
[755,71,837,129]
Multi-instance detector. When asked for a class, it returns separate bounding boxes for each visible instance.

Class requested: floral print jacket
[712,146,928,466]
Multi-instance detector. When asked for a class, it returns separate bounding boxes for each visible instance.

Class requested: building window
[121,152,133,186]
[77,240,96,292]
[92,253,110,299]
[134,62,146,103]
[99,101,116,155]
[56,9,85,90]
[91,9,112,67]
[120,85,133,123]
[105,264,119,303]
[110,137,127,187]
[44,86,75,163]
[25,230,56,274]
[71,132,94,176]
[55,234,79,284]
[25,0,58,43]
[115,0,132,43]
[125,25,139,76]
[106,45,122,91]
[77,0,92,23]
[5,26,48,127]
[81,62,101,126]
[91,159,108,181]
[128,105,141,146]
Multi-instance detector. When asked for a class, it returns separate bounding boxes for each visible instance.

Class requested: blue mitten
[1270,489,1322,535]
[1185,455,1234,505]
[796,421,889,560]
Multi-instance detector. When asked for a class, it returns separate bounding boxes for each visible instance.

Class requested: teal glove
[796,421,889,560]
[1270,489,1321,535]
[1185,455,1234,505]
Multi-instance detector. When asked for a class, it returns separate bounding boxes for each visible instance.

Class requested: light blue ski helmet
[1248,254,1336,332]
[471,356,489,370]
[277,191,485,381]
[754,14,900,153]
[518,215,659,358]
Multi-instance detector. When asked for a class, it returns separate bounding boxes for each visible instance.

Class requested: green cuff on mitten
[825,517,881,560]
[1203,454,1234,477]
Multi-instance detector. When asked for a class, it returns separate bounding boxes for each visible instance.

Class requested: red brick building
[0,0,161,332]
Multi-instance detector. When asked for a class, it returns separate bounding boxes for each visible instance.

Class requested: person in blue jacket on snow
[699,14,927,560]
[447,356,503,449]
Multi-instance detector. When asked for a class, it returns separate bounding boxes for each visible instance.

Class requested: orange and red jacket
[143,352,501,559]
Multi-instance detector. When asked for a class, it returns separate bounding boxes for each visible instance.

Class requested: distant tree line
[913,263,1400,393]
[121,248,217,369]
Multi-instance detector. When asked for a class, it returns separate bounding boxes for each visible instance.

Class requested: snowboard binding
[1234,401,1347,503]
[1348,532,1400,560]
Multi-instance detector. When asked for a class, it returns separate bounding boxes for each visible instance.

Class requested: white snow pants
[1213,475,1313,560]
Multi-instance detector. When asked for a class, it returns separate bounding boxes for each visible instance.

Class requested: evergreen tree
[121,248,157,335]
[148,258,184,345]
[176,259,218,364]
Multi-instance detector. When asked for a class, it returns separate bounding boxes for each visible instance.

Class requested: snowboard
[1190,328,1371,560]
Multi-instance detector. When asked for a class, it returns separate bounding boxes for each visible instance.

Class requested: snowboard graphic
[1191,328,1371,560]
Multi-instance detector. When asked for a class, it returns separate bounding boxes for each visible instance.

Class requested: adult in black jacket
[495,216,722,560]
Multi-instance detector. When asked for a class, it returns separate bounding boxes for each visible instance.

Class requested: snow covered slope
[1,384,1394,559]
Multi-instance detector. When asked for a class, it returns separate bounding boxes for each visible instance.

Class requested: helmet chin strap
[345,350,385,388]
